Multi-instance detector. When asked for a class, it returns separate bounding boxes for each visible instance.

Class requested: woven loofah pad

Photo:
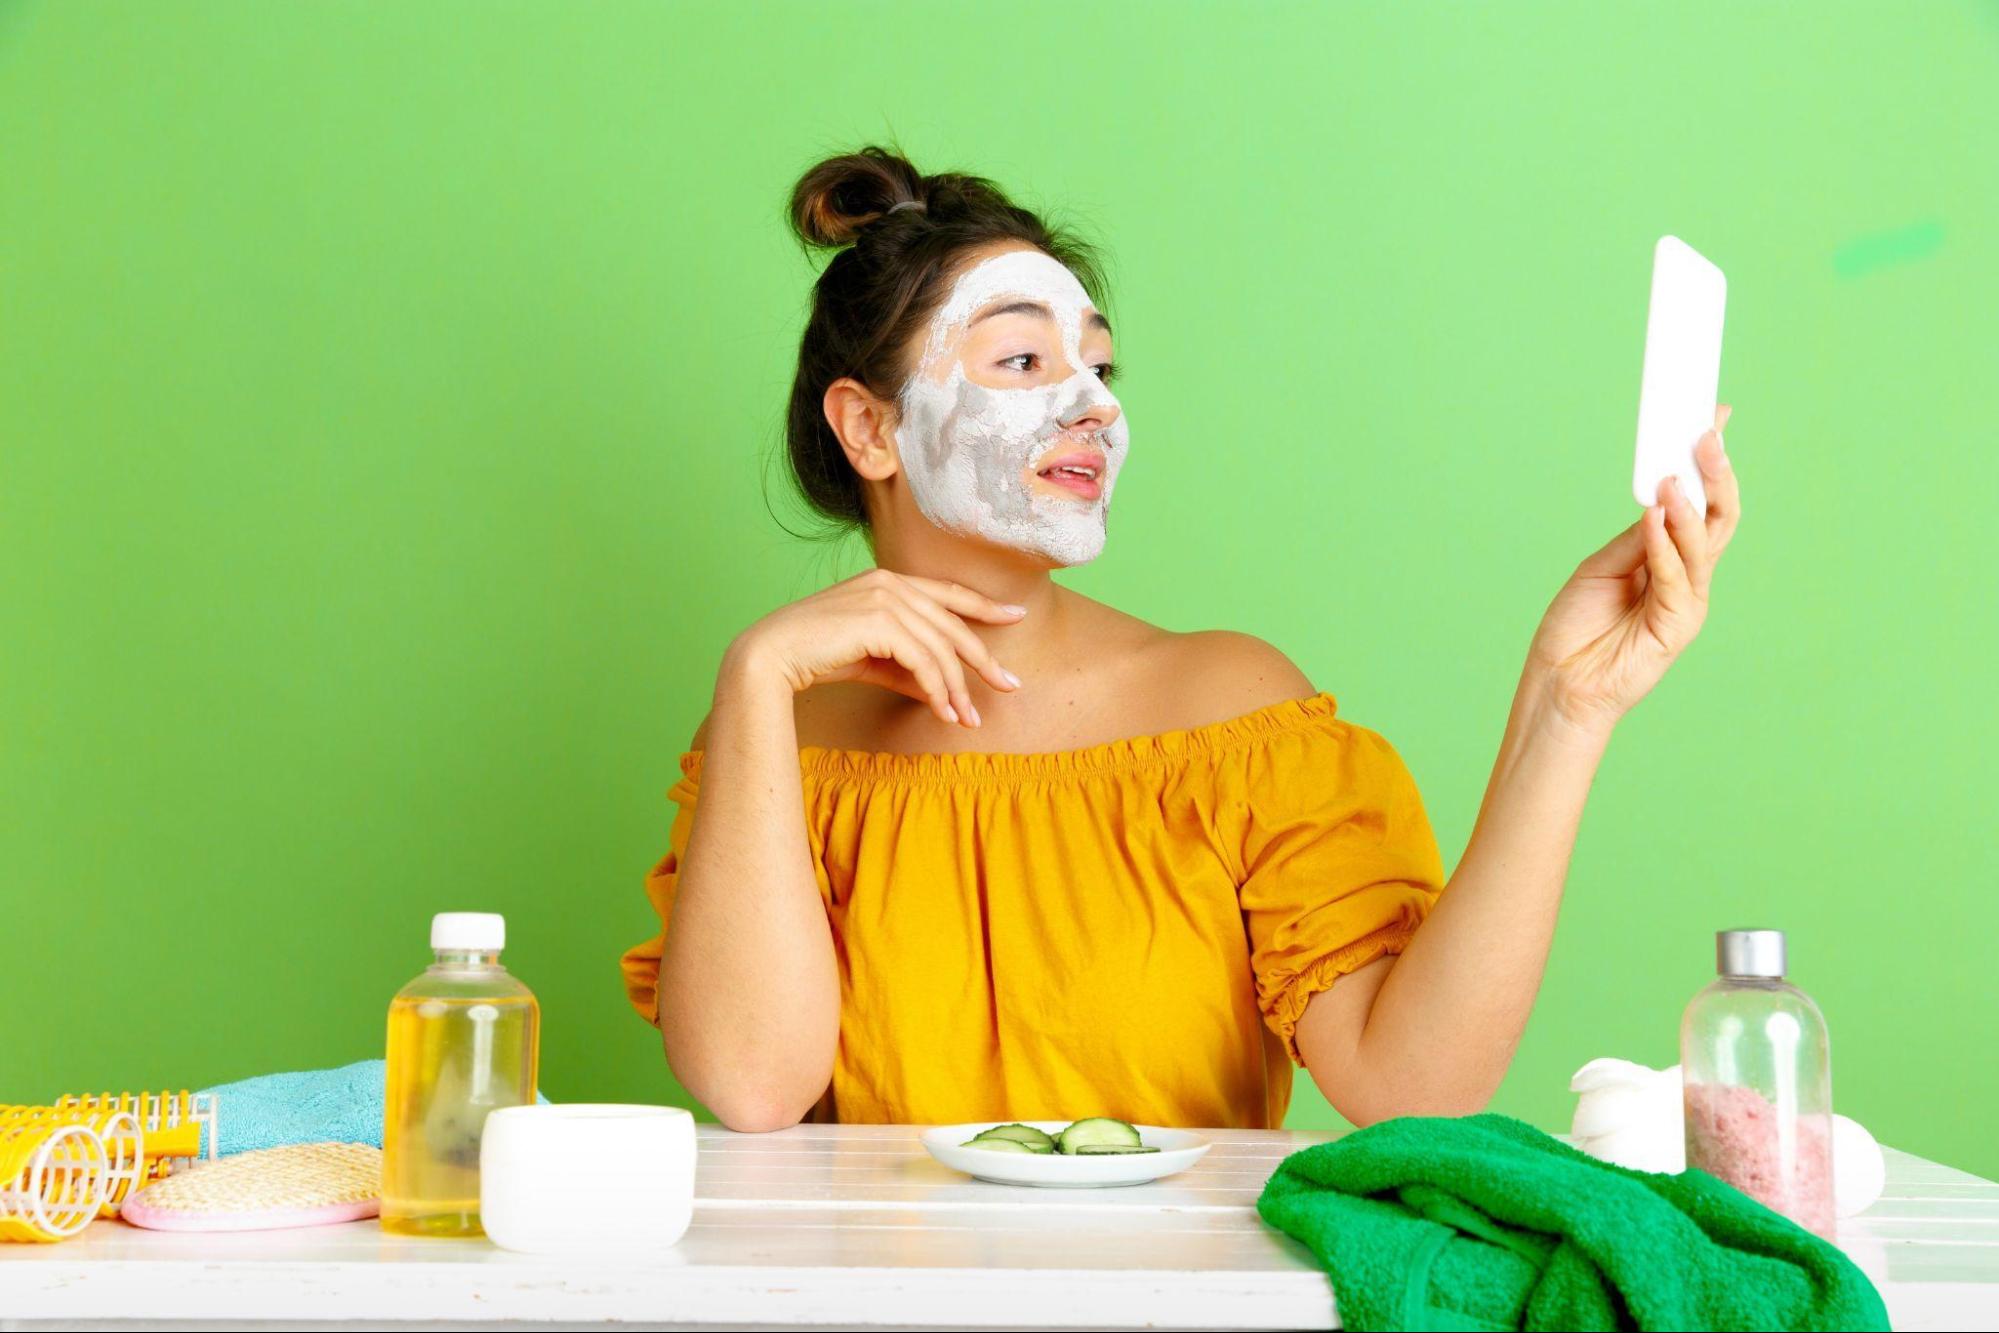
[121,1142,381,1232]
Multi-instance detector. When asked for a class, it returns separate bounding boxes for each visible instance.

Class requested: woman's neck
[869,527,1068,651]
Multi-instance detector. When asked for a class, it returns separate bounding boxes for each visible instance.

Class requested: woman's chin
[1007,523,1107,569]
[955,524,1105,570]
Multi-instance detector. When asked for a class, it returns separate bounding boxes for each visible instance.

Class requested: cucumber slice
[1056,1117,1143,1155]
[970,1123,1057,1152]
[960,1136,1038,1153]
[1076,1144,1160,1155]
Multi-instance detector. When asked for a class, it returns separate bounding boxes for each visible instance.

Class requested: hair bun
[788,147,926,248]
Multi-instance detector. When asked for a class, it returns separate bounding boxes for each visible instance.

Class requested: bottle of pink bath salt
[1680,929,1836,1238]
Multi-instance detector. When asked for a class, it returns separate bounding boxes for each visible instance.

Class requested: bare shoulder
[1154,629,1318,717]
[1058,589,1318,731]
[790,680,899,750]
[683,683,894,755]
[1086,622,1318,737]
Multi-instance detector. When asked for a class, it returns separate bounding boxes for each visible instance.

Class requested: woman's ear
[823,378,901,482]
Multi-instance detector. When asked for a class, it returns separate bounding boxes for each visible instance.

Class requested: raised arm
[1299,408,1739,1124]
[1295,669,1610,1123]
[656,654,837,1133]
[656,569,1024,1131]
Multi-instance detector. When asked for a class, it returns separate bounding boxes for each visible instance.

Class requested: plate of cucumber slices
[921,1117,1210,1187]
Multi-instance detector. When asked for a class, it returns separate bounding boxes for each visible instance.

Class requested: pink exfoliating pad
[118,1141,382,1233]
[120,1195,378,1232]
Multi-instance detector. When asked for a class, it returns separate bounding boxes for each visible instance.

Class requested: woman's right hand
[723,569,1025,728]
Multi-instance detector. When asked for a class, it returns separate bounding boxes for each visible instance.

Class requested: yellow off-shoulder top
[620,692,1446,1128]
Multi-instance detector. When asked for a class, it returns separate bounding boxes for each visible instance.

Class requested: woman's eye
[1000,353,1037,373]
[1093,362,1117,383]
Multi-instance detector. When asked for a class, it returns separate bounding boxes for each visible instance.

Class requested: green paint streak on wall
[1834,221,1947,277]
[4,1,1997,1180]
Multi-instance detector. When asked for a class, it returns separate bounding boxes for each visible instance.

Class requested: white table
[3,1123,1995,1330]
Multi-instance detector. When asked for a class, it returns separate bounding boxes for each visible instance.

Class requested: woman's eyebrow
[969,299,1053,326]
[968,300,1115,336]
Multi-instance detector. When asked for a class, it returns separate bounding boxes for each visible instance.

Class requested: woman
[621,148,1740,1133]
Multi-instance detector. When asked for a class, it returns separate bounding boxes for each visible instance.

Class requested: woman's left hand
[1526,403,1740,738]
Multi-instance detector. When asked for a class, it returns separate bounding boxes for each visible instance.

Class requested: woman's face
[894,246,1127,566]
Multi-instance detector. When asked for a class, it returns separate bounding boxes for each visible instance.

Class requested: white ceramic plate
[921,1121,1210,1188]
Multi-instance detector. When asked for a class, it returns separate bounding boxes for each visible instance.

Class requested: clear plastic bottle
[1679,928,1834,1238]
[381,912,539,1236]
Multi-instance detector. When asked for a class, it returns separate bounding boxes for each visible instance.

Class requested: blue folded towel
[197,1058,550,1155]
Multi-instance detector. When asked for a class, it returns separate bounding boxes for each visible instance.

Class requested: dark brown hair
[783,146,1106,532]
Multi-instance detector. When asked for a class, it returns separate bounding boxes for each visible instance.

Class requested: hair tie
[887,199,925,214]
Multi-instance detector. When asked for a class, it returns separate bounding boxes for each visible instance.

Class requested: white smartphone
[1632,235,1726,519]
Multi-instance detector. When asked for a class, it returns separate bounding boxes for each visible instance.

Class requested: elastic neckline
[678,691,1341,785]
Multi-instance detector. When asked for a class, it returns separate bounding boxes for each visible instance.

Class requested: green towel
[1256,1113,1888,1332]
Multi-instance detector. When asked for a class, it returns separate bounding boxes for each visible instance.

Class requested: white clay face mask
[895,250,1129,566]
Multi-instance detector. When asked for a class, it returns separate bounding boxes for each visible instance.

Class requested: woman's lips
[1032,449,1105,502]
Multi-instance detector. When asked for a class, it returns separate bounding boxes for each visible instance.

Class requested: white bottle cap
[431,912,506,951]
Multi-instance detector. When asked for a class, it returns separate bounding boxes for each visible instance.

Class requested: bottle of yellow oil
[381,912,538,1236]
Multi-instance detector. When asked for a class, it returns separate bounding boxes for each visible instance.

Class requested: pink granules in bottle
[1684,1080,1835,1238]
[1680,930,1837,1241]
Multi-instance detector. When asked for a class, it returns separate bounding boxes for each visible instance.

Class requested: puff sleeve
[619,757,700,1028]
[1230,714,1446,1064]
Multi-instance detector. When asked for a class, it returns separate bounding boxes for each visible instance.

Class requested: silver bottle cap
[1716,928,1786,978]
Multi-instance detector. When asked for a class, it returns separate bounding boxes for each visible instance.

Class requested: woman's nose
[1059,384,1120,435]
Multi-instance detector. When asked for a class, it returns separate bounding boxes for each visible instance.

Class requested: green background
[6,1,1995,1179]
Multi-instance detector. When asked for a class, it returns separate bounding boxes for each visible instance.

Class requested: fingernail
[1000,604,1027,617]
[962,701,981,727]
[1001,669,1023,689]
[941,704,958,724]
